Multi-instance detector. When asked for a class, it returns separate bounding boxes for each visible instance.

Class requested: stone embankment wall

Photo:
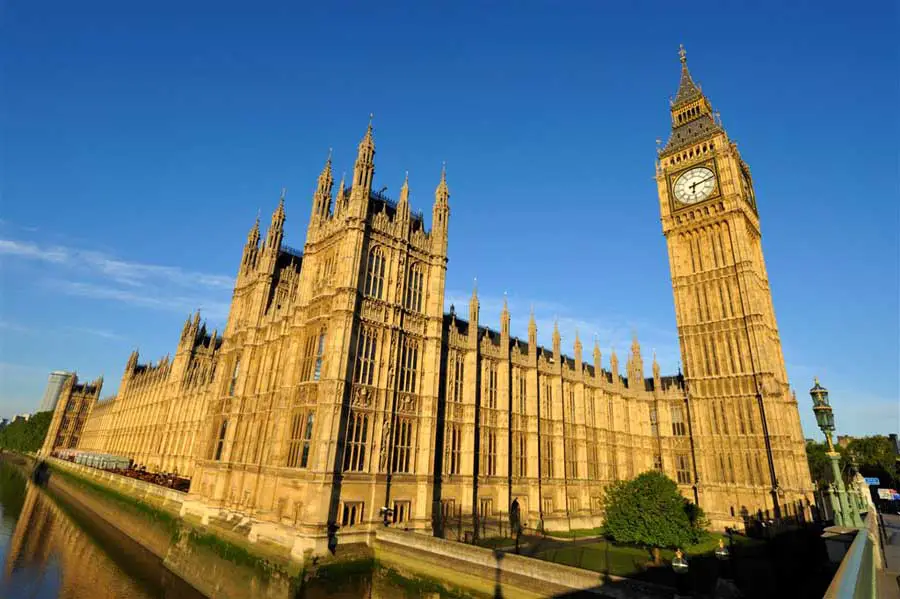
[41,457,670,599]
[375,528,671,599]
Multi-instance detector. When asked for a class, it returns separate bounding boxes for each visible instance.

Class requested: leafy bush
[602,470,708,550]
[0,411,52,453]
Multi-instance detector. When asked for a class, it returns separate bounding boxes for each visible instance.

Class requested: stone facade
[52,48,813,552]
[40,373,103,455]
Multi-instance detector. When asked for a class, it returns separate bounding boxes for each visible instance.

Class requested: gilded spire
[673,44,702,107]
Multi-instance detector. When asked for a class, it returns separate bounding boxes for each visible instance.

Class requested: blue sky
[1,1,897,437]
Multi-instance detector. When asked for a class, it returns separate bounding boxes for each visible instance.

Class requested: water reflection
[0,460,202,599]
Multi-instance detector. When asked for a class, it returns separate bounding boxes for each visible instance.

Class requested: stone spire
[352,114,376,198]
[312,149,334,221]
[397,171,410,221]
[500,293,510,339]
[574,329,583,371]
[333,171,347,217]
[468,279,479,344]
[528,305,537,357]
[266,189,286,252]
[593,336,602,379]
[662,44,721,155]
[652,350,661,387]
[610,346,619,380]
[552,319,561,358]
[432,162,450,250]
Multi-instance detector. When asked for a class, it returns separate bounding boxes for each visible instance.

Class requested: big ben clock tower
[656,46,813,525]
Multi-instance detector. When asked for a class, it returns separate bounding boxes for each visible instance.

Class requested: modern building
[47,47,813,556]
[38,371,73,413]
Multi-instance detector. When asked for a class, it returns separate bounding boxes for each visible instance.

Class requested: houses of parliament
[40,47,813,555]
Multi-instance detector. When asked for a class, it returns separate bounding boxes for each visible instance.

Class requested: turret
[593,337,602,380]
[432,163,450,253]
[574,329,583,373]
[240,213,261,275]
[311,149,334,224]
[468,280,479,346]
[265,190,286,253]
[528,306,537,359]
[500,294,510,340]
[397,171,410,225]
[552,319,561,362]
[333,172,347,218]
[629,332,644,384]
[350,115,375,215]
[610,347,620,383]
[652,351,661,390]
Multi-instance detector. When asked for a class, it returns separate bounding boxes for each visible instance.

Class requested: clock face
[673,166,716,204]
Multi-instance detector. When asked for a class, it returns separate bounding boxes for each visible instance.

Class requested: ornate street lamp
[810,378,863,528]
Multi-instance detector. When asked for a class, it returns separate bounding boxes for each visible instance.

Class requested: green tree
[846,436,899,488]
[602,470,708,555]
[0,411,53,453]
[806,439,848,489]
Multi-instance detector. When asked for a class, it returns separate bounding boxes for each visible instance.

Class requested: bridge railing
[823,508,882,599]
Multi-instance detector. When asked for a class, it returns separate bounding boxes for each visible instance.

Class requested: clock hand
[690,175,715,191]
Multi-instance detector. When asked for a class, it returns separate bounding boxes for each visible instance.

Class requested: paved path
[880,513,900,598]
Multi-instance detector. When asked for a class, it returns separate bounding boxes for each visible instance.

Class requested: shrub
[602,470,708,550]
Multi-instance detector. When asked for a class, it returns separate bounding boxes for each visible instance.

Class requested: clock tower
[656,46,813,525]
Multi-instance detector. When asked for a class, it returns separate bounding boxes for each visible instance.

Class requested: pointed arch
[364,246,386,299]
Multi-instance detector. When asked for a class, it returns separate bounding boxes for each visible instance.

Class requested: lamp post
[810,378,863,528]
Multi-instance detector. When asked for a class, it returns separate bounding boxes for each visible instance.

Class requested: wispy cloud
[1,233,234,325]
[0,321,34,334]
[65,326,125,341]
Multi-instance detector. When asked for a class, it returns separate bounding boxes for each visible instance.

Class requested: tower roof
[672,45,703,108]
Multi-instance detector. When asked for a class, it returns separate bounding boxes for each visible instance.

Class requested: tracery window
[287,409,315,468]
[565,438,577,478]
[228,358,240,396]
[675,452,692,484]
[398,338,419,393]
[512,431,526,477]
[482,430,497,476]
[446,424,461,475]
[649,406,659,436]
[354,327,378,385]
[364,247,386,299]
[404,263,424,312]
[391,417,413,473]
[485,361,498,409]
[671,403,687,437]
[343,411,369,472]
[451,353,464,403]
[213,418,228,461]
[541,436,553,478]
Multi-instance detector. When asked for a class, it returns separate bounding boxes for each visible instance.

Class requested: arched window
[364,247,385,299]
[405,263,424,313]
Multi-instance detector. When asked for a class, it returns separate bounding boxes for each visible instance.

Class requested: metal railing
[824,508,881,599]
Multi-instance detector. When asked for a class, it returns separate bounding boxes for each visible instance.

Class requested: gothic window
[364,247,386,299]
[480,497,493,518]
[392,500,410,524]
[287,409,315,468]
[353,327,378,385]
[404,263,424,313]
[566,387,576,424]
[718,455,727,482]
[452,353,464,403]
[512,432,526,478]
[587,442,599,478]
[343,411,369,472]
[228,358,240,396]
[391,417,413,473]
[398,338,419,393]
[446,424,461,475]
[541,436,553,478]
[737,401,747,434]
[516,368,527,414]
[649,406,659,436]
[485,361,498,409]
[671,403,687,436]
[481,430,497,476]
[213,418,228,461]
[747,399,757,434]
[540,377,552,418]
[565,438,577,478]
[313,332,326,381]
[675,452,691,484]
[542,497,553,515]
[341,502,363,527]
